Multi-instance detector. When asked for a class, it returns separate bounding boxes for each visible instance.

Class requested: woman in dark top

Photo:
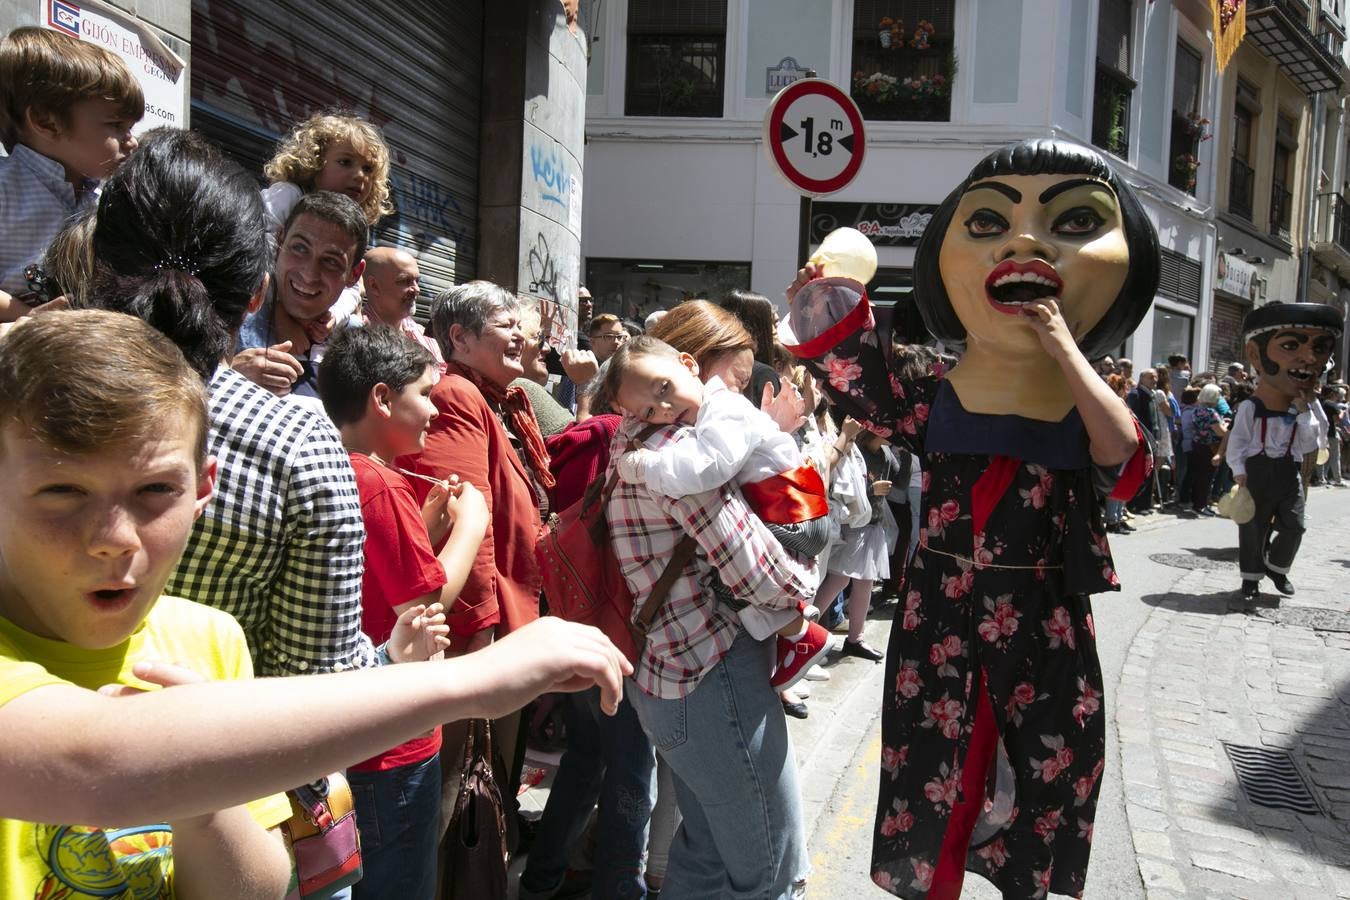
[784,139,1156,899]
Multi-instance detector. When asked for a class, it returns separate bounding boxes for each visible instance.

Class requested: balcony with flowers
[849,2,955,122]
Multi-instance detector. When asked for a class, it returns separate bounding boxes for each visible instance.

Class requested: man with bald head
[362,246,445,374]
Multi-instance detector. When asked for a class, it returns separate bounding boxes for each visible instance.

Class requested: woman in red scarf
[398,279,553,861]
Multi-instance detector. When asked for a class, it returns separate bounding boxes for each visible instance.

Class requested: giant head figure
[1241,302,1343,409]
[914,138,1160,362]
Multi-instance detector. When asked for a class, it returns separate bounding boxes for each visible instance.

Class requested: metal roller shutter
[190,0,482,300]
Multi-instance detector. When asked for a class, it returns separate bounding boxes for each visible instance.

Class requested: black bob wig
[911,139,1161,361]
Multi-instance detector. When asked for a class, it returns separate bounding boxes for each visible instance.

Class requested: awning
[1246,0,1345,95]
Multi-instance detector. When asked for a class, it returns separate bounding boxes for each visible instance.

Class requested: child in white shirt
[260,112,395,322]
[609,335,832,689]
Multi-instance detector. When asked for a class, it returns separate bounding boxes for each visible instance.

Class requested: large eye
[1052,207,1105,236]
[963,209,1008,237]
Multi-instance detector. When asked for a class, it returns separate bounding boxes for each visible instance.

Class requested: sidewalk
[1116,489,1350,897]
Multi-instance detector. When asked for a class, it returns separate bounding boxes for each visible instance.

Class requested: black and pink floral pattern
[807,331,1132,899]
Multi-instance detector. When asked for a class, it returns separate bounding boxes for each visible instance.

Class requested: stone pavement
[1117,490,1350,898]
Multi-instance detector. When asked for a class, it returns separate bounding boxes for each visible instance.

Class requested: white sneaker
[803,664,831,682]
[803,604,821,622]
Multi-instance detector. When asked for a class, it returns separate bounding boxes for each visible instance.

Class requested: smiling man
[1227,302,1344,601]
[362,246,444,376]
[234,191,367,401]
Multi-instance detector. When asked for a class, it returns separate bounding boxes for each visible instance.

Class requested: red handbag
[537,427,695,662]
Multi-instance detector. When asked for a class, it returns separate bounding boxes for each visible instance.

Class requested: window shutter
[850,1,955,37]
[1173,42,1202,115]
[1096,0,1132,74]
[628,0,727,35]
[1157,249,1201,306]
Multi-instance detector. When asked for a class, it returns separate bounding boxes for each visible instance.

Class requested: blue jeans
[349,752,441,900]
[628,632,808,900]
[519,686,655,900]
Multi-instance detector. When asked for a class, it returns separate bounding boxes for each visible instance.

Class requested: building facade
[1209,0,1346,376]
[2,0,591,339]
[581,0,1343,372]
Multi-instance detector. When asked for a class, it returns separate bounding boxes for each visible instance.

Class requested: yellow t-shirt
[0,595,293,900]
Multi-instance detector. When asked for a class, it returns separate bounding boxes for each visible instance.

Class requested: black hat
[1242,302,1343,342]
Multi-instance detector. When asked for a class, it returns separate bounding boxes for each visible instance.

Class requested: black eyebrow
[1272,331,1310,344]
[964,181,1022,203]
[1038,178,1114,204]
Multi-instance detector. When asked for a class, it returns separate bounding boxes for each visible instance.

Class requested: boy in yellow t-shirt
[0,310,293,898]
[0,313,637,900]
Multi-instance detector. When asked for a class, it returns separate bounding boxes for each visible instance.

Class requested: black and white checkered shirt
[167,367,374,675]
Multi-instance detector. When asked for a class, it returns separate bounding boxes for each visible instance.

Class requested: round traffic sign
[764,78,866,196]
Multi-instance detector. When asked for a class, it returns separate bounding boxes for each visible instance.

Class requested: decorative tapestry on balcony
[1212,0,1247,71]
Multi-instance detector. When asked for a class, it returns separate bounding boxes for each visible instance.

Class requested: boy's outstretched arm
[0,618,630,826]
[102,662,293,900]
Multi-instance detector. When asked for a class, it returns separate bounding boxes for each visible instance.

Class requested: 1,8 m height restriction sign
[764,78,866,196]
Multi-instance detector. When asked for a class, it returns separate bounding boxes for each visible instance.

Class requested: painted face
[384,365,439,457]
[616,352,705,426]
[275,213,362,322]
[315,139,376,205]
[365,254,421,323]
[700,347,755,395]
[452,307,525,388]
[48,98,138,182]
[1249,327,1338,397]
[938,173,1130,355]
[0,424,213,649]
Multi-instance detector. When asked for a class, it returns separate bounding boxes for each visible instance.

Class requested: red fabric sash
[739,464,828,525]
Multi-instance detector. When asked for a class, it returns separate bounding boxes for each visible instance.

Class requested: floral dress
[814,332,1144,899]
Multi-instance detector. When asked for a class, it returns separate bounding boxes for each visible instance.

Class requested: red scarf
[444,360,556,491]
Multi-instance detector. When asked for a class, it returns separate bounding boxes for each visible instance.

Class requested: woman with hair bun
[784,139,1157,898]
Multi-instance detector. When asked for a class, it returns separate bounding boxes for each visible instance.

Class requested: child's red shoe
[771,621,832,691]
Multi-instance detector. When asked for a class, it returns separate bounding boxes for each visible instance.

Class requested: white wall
[581,140,760,263]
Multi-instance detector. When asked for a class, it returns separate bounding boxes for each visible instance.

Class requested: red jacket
[399,373,543,642]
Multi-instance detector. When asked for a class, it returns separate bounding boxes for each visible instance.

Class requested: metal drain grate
[1222,743,1321,815]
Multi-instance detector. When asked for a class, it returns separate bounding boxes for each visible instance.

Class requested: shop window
[1151,310,1194,368]
[1271,114,1297,237]
[1091,0,1135,157]
[625,0,727,117]
[849,0,956,122]
[585,259,751,322]
[868,269,928,345]
[1229,79,1259,222]
[1167,42,1208,195]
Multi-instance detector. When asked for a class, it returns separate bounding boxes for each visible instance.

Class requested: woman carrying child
[603,299,819,899]
[783,139,1156,898]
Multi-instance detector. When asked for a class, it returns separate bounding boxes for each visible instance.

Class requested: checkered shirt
[607,422,817,699]
[167,367,374,675]
[0,145,98,297]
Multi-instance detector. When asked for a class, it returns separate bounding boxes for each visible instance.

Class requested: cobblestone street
[805,488,1350,899]
[1117,488,1350,898]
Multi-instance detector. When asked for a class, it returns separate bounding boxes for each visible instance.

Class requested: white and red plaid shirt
[607,421,817,699]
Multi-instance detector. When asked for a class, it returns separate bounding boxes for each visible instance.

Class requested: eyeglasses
[594,332,628,343]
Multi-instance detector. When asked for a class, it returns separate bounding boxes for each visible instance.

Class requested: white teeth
[991,272,1059,289]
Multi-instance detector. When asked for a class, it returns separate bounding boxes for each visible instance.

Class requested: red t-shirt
[348,453,447,772]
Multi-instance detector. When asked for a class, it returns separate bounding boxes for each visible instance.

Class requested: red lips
[984,260,1064,316]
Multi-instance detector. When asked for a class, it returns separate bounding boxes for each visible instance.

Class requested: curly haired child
[260,112,395,331]
[261,111,394,231]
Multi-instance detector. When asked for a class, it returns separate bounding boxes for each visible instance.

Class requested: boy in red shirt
[318,325,490,900]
